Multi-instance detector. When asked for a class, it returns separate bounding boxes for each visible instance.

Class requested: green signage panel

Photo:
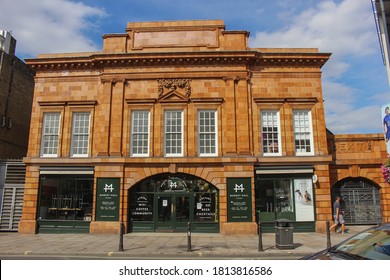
[227,178,252,222]
[96,178,120,221]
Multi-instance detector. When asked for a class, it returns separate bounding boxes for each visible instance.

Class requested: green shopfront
[36,167,94,233]
[255,166,316,232]
[128,173,219,233]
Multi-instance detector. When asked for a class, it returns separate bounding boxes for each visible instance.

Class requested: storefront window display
[129,193,154,222]
[38,175,93,222]
[194,192,218,223]
[255,176,315,231]
[293,179,314,221]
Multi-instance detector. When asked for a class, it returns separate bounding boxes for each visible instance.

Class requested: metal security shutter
[0,161,26,231]
[332,178,382,225]
[340,187,382,225]
[0,186,24,231]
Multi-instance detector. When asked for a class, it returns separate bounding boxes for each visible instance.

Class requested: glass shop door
[156,194,192,232]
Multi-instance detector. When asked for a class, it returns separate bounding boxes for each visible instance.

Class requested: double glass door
[156,194,192,232]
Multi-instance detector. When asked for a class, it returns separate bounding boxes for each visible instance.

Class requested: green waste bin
[275,219,294,249]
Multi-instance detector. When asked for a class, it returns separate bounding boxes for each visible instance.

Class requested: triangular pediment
[158,90,189,103]
[157,78,192,103]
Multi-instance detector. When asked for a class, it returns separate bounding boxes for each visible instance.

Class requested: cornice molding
[126,98,157,104]
[38,100,97,107]
[25,51,330,72]
[253,97,319,104]
[125,97,224,105]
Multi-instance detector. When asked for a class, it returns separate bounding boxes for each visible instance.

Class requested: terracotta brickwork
[328,133,390,226]
[19,20,388,234]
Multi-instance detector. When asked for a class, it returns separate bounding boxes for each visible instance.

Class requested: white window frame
[71,112,91,157]
[164,110,183,157]
[261,110,282,156]
[198,110,218,157]
[293,110,314,156]
[40,112,61,157]
[130,110,150,157]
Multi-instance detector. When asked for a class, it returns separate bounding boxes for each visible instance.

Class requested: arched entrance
[128,173,219,233]
[332,177,382,225]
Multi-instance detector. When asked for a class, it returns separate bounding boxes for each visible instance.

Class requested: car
[301,223,390,260]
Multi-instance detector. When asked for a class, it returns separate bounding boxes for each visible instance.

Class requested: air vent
[5,163,26,184]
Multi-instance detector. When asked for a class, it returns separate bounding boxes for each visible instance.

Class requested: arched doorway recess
[128,173,219,233]
[332,177,382,225]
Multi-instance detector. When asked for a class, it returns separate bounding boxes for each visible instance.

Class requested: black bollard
[258,219,264,252]
[326,220,331,249]
[187,221,192,252]
[119,222,124,252]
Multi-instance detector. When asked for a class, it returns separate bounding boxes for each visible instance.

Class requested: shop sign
[131,196,153,216]
[196,196,215,217]
[96,178,120,221]
[227,178,252,222]
[160,177,188,192]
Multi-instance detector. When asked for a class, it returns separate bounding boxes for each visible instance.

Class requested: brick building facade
[0,31,34,232]
[19,20,390,234]
[0,31,34,159]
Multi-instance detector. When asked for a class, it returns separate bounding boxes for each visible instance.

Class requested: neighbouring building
[0,30,34,159]
[372,0,390,85]
[19,20,390,234]
[0,31,34,231]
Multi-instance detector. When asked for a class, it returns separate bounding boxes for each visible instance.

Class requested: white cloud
[322,80,384,134]
[326,104,382,134]
[250,0,376,58]
[249,0,385,134]
[249,0,377,80]
[0,0,106,57]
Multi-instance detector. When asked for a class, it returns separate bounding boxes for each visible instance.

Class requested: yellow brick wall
[20,20,389,234]
[18,165,39,233]
[329,134,390,224]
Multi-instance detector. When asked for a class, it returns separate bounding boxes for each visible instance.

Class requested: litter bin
[275,219,294,249]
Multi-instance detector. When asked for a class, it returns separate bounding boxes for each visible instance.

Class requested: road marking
[24,250,32,255]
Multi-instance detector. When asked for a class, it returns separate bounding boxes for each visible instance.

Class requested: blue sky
[1,0,389,135]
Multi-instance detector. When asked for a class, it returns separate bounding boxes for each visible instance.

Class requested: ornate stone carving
[157,79,191,97]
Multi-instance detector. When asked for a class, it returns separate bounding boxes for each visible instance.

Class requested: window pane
[165,111,183,156]
[261,111,280,155]
[131,111,150,156]
[293,111,313,154]
[194,192,218,222]
[38,176,93,221]
[41,113,60,156]
[71,113,90,156]
[129,193,154,221]
[198,110,217,156]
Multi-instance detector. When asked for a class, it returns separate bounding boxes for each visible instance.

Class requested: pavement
[0,226,371,259]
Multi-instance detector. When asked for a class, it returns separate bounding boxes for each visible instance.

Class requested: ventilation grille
[0,186,24,231]
[5,163,26,184]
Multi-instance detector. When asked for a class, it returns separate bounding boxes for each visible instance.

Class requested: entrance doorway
[332,177,382,225]
[128,173,219,233]
[156,194,192,232]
